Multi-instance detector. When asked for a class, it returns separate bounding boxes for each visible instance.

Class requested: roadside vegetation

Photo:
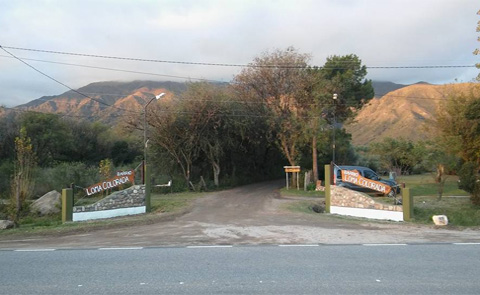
[1,45,479,230]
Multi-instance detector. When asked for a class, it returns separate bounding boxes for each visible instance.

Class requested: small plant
[8,127,36,227]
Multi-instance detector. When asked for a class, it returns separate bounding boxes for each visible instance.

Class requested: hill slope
[345,83,478,146]
[16,81,188,124]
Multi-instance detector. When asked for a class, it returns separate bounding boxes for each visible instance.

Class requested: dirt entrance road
[1,181,479,249]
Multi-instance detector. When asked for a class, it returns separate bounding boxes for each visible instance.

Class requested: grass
[279,187,325,198]
[283,200,324,214]
[0,191,206,236]
[412,195,480,227]
[151,191,206,213]
[397,174,479,226]
[397,174,468,197]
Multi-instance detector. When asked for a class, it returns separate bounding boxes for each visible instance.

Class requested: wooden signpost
[284,166,301,190]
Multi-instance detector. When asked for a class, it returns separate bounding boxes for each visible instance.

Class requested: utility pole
[332,93,337,164]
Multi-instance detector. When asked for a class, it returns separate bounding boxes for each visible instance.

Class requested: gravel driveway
[0,180,478,249]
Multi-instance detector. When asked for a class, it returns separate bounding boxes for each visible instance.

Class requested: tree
[148,96,202,190]
[306,55,374,178]
[369,137,427,175]
[234,47,312,166]
[434,88,480,166]
[9,127,36,227]
[20,112,73,166]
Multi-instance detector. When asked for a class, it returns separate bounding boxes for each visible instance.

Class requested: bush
[34,162,99,197]
[457,162,480,205]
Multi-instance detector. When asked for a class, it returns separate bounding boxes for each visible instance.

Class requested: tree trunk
[312,136,318,181]
[212,162,220,187]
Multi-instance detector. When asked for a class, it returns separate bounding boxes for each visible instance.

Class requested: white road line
[363,243,407,246]
[453,242,480,245]
[14,249,56,252]
[278,244,320,247]
[98,247,144,250]
[186,245,233,248]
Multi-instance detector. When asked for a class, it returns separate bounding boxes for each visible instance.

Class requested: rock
[31,190,61,215]
[0,220,14,230]
[432,215,449,226]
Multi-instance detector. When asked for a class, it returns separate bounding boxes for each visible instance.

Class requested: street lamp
[332,93,337,164]
[143,92,165,184]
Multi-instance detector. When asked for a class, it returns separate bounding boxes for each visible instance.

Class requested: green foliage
[369,138,427,175]
[435,88,480,165]
[457,162,480,205]
[33,162,99,197]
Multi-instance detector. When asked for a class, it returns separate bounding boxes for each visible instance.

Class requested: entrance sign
[85,170,135,196]
[284,166,301,173]
[341,169,391,194]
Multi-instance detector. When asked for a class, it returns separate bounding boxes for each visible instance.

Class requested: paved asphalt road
[1,243,479,294]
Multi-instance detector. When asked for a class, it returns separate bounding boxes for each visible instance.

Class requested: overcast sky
[0,0,478,107]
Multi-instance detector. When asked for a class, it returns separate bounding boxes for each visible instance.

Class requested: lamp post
[143,92,165,184]
[332,93,337,164]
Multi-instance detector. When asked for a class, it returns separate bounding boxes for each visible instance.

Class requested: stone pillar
[325,164,331,213]
[62,188,73,223]
[145,165,151,213]
[402,188,413,221]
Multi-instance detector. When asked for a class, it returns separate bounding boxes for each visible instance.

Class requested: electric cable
[1,45,476,69]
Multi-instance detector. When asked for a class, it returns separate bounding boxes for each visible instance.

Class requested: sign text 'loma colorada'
[85,170,135,196]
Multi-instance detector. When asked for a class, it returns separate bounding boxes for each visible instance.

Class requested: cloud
[0,0,478,106]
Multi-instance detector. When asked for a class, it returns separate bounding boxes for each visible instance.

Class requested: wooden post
[286,172,289,190]
[61,188,73,223]
[296,172,299,190]
[402,188,413,221]
[145,164,151,212]
[325,164,331,213]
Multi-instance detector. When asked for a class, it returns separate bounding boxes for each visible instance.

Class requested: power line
[2,45,476,69]
[0,45,141,114]
[0,54,227,83]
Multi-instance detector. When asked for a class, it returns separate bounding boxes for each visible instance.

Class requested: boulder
[31,190,61,215]
[0,220,14,230]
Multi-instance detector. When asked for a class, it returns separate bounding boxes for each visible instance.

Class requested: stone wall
[73,185,145,213]
[331,186,402,212]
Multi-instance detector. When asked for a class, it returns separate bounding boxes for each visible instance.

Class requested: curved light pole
[143,92,165,184]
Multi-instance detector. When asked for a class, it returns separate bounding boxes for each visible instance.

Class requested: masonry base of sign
[72,206,146,222]
[330,206,403,222]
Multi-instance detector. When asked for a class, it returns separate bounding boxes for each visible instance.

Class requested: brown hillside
[345,83,479,146]
[16,81,188,124]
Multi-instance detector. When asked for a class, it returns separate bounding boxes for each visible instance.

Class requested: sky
[0,0,479,107]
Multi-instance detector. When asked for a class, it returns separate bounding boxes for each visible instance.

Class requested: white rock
[432,215,449,226]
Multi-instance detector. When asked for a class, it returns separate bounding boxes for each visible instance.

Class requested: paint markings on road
[187,245,233,248]
[363,243,407,246]
[98,247,144,250]
[453,242,480,245]
[278,244,320,247]
[14,249,56,252]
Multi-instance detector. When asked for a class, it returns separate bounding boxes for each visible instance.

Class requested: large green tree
[305,55,374,179]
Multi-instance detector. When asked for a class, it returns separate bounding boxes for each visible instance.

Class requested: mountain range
[16,81,187,124]
[345,82,478,145]
[8,80,479,146]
